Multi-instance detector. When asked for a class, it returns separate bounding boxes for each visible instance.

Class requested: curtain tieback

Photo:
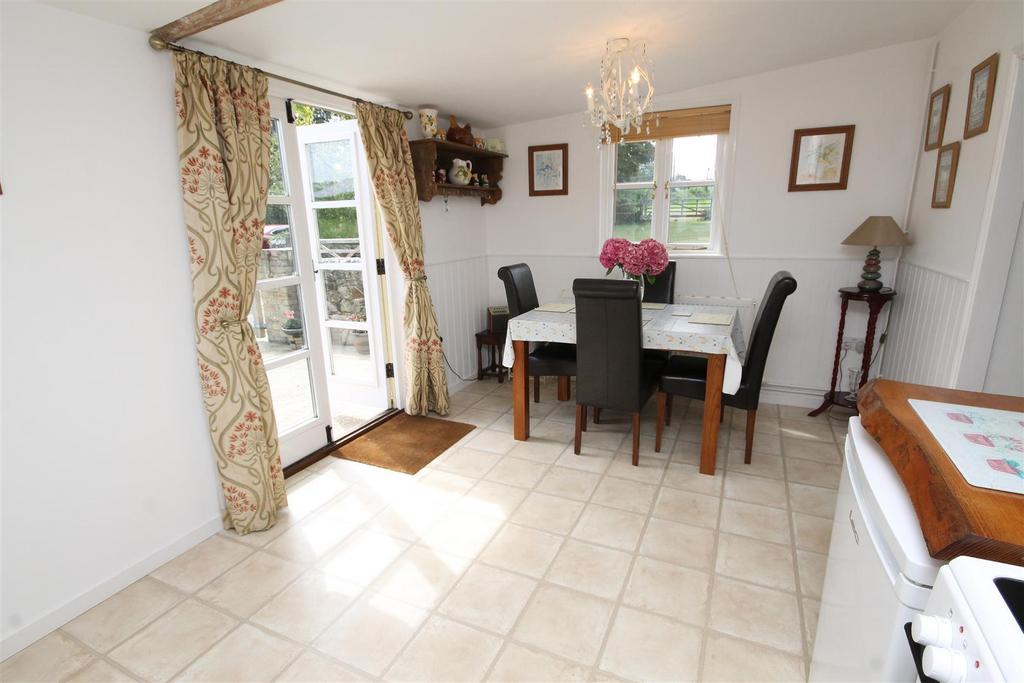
[220,319,248,329]
[409,275,428,283]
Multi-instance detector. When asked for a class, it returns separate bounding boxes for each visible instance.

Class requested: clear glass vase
[621,270,646,300]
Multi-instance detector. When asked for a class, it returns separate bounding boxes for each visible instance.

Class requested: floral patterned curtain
[355,103,450,415]
[175,52,286,534]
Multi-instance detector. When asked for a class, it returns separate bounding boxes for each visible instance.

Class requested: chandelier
[585,38,655,143]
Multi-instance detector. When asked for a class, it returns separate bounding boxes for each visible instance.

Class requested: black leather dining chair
[642,261,676,304]
[655,271,797,461]
[497,263,576,402]
[573,278,667,465]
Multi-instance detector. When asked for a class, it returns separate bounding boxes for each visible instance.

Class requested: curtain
[355,103,450,416]
[174,52,286,534]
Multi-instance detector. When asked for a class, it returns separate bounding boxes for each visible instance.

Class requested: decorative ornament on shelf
[448,158,473,186]
[599,238,669,299]
[418,106,438,138]
[584,38,655,144]
[446,115,474,146]
[841,216,911,291]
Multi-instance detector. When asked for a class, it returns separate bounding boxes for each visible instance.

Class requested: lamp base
[856,246,883,292]
[857,279,884,292]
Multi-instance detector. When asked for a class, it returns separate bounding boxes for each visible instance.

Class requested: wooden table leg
[513,340,530,441]
[557,376,570,401]
[700,354,726,475]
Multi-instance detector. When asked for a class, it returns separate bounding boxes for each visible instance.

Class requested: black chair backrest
[742,271,798,398]
[497,263,540,318]
[573,278,645,412]
[642,261,676,304]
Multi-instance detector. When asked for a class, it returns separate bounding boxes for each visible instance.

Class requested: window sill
[668,249,724,258]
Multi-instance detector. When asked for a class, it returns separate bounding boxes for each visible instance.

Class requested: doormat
[331,412,475,475]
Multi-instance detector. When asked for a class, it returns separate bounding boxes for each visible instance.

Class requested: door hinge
[285,98,295,124]
[376,258,386,275]
[385,362,395,378]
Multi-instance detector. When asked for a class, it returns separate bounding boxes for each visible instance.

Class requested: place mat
[690,312,734,325]
[331,413,475,475]
[535,302,575,313]
[642,302,667,310]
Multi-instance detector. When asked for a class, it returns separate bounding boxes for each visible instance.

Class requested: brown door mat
[330,412,475,475]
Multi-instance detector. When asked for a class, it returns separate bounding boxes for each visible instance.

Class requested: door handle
[848,509,860,545]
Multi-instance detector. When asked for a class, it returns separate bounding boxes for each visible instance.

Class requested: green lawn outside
[612,220,711,245]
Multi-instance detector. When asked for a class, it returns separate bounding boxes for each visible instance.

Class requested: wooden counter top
[859,379,1024,566]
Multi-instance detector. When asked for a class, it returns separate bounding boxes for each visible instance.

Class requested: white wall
[883,0,1024,388]
[984,213,1023,396]
[485,39,934,403]
[1,2,223,656]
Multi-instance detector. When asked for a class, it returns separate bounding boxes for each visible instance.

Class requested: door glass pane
[266,360,316,432]
[249,284,306,362]
[269,118,287,196]
[260,204,295,280]
[315,207,360,262]
[323,270,367,322]
[329,329,374,383]
[615,141,656,183]
[612,188,654,240]
[670,135,717,182]
[307,139,355,201]
[668,185,713,244]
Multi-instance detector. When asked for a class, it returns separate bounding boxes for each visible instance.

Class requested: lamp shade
[842,216,911,247]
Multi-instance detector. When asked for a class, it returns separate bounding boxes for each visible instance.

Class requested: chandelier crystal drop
[585,38,655,144]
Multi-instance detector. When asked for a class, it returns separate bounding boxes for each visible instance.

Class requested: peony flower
[599,238,631,270]
[638,238,670,276]
[621,242,647,277]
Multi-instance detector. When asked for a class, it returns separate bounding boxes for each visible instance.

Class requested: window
[610,134,722,250]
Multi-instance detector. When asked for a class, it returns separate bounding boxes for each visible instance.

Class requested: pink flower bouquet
[600,238,669,283]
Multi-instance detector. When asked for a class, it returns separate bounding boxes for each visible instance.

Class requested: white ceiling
[50,0,972,127]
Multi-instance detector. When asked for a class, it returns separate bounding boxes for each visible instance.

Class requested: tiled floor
[2,378,852,683]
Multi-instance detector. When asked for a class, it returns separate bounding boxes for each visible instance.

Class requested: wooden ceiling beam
[151,0,283,43]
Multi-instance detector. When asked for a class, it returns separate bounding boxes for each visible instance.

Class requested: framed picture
[925,84,951,151]
[932,141,961,209]
[528,143,568,196]
[964,53,999,139]
[788,125,855,191]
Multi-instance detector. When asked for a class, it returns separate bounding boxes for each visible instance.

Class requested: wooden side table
[809,287,896,416]
[475,330,506,383]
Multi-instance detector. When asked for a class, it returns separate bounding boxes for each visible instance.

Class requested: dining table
[502,300,747,475]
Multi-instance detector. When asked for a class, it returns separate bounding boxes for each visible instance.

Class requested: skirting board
[0,515,224,659]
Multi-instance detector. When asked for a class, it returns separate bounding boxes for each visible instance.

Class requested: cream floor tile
[415,471,477,501]
[591,477,657,514]
[600,606,702,682]
[486,643,589,682]
[63,577,182,653]
[793,512,834,553]
[623,557,710,626]
[385,616,503,683]
[485,456,550,488]
[723,470,788,508]
[798,550,827,599]
[784,437,842,464]
[196,551,304,618]
[803,597,822,651]
[150,535,251,593]
[732,431,782,456]
[554,446,615,474]
[438,564,536,635]
[524,422,576,447]
[250,570,361,643]
[605,452,668,484]
[547,539,632,600]
[478,524,563,578]
[670,438,727,469]
[314,592,428,677]
[662,462,724,497]
[708,577,803,654]
[372,545,470,609]
[454,409,504,429]
[725,450,785,480]
[471,394,516,414]
[465,430,518,455]
[318,530,409,586]
[175,624,300,682]
[535,466,602,501]
[264,494,373,563]
[652,487,721,529]
[780,419,835,443]
[511,492,585,534]
[366,495,449,542]
[0,631,94,683]
[489,413,542,434]
[64,659,137,682]
[109,600,236,682]
[506,438,568,464]
[455,480,528,520]
[701,632,805,682]
[571,504,646,552]
[786,458,842,489]
[639,517,716,571]
[419,508,504,558]
[437,448,503,478]
[788,482,839,518]
[285,474,352,520]
[512,585,614,665]
[720,499,792,545]
[779,405,824,423]
[276,651,365,682]
[715,533,796,592]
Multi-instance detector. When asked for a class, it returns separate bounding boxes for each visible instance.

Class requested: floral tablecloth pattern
[502,303,746,395]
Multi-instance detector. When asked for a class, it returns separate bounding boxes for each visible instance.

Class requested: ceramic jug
[449,158,473,186]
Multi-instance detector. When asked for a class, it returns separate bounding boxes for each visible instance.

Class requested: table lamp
[842,216,911,291]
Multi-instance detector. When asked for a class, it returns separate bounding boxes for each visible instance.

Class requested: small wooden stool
[475,330,506,383]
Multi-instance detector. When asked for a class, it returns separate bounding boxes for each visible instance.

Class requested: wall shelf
[409,139,507,206]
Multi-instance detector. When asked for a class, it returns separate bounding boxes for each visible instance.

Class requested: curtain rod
[148,36,414,120]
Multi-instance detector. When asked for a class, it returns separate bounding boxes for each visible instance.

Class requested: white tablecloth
[502,302,746,395]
